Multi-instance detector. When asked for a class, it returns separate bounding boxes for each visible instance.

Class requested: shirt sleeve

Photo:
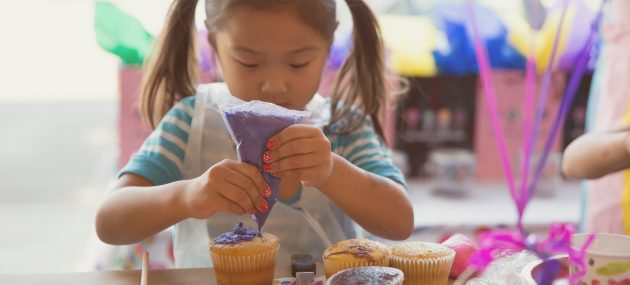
[330,116,408,190]
[118,96,196,185]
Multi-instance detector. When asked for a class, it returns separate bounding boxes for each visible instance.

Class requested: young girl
[96,0,414,268]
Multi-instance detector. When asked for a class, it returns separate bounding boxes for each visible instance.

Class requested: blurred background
[0,0,608,273]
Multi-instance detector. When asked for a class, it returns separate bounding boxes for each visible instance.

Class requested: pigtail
[330,0,386,141]
[141,0,199,129]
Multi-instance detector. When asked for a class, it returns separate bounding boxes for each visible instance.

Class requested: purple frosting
[214,222,263,244]
[222,100,309,230]
[329,267,402,285]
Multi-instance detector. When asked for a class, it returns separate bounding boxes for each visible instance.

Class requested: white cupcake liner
[389,252,455,285]
[211,246,279,285]
[323,255,391,278]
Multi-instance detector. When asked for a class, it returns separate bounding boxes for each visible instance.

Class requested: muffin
[326,266,404,285]
[210,223,280,285]
[389,242,455,285]
[323,238,390,277]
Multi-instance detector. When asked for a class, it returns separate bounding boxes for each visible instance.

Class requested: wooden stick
[140,251,149,285]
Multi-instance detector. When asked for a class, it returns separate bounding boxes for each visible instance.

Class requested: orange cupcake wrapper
[211,246,279,285]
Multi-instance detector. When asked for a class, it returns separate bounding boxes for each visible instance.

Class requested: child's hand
[185,160,271,219]
[263,125,333,187]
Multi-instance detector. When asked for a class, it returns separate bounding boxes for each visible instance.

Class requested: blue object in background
[432,3,525,75]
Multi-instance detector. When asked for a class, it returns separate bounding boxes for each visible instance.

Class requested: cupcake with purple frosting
[327,266,404,285]
[210,222,280,285]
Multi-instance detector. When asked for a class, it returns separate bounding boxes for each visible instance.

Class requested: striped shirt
[120,96,406,190]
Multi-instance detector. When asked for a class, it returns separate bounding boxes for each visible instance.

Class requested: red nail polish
[266,140,274,149]
[259,202,269,212]
[263,163,272,172]
[263,187,272,198]
[263,151,271,162]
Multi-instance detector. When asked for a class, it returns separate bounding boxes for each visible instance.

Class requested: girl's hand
[185,159,271,219]
[262,125,333,187]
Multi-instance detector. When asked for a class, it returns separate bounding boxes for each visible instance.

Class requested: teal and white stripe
[119,97,195,185]
[330,115,406,190]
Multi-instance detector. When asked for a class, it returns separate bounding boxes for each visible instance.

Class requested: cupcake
[326,266,404,285]
[389,242,455,285]
[323,238,390,277]
[210,223,280,285]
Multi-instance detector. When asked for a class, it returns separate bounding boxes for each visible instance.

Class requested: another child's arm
[562,129,630,179]
[95,160,269,245]
[264,125,414,240]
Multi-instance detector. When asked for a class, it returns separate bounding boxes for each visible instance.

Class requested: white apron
[173,83,352,270]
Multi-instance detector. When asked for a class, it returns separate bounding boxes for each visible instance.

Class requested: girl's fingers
[229,162,272,200]
[263,137,317,164]
[264,152,325,173]
[223,167,269,211]
[215,183,256,213]
[267,125,320,150]
[214,194,248,215]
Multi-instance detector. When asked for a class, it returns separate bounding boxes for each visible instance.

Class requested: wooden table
[0,268,459,284]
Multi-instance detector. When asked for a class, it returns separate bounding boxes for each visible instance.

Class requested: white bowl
[571,233,630,284]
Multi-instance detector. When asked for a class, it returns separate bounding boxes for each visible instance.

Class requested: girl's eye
[237,60,259,68]
[290,62,310,69]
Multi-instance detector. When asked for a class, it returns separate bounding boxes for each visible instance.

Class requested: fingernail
[262,151,271,162]
[271,171,279,177]
[266,140,275,149]
[263,187,272,198]
[259,201,269,212]
[263,163,272,172]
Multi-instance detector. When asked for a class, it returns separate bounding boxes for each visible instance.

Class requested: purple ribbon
[529,0,607,198]
[466,0,519,223]
[521,0,569,215]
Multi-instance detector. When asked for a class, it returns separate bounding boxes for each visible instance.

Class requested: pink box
[118,67,149,169]
[474,71,566,181]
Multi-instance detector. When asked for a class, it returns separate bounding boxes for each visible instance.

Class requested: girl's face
[213,5,331,110]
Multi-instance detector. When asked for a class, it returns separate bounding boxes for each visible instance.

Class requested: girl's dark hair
[141,0,387,141]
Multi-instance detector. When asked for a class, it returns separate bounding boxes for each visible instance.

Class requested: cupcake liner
[211,245,279,285]
[389,252,454,285]
[323,255,391,278]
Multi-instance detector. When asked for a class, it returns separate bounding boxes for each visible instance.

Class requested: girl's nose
[261,75,288,96]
